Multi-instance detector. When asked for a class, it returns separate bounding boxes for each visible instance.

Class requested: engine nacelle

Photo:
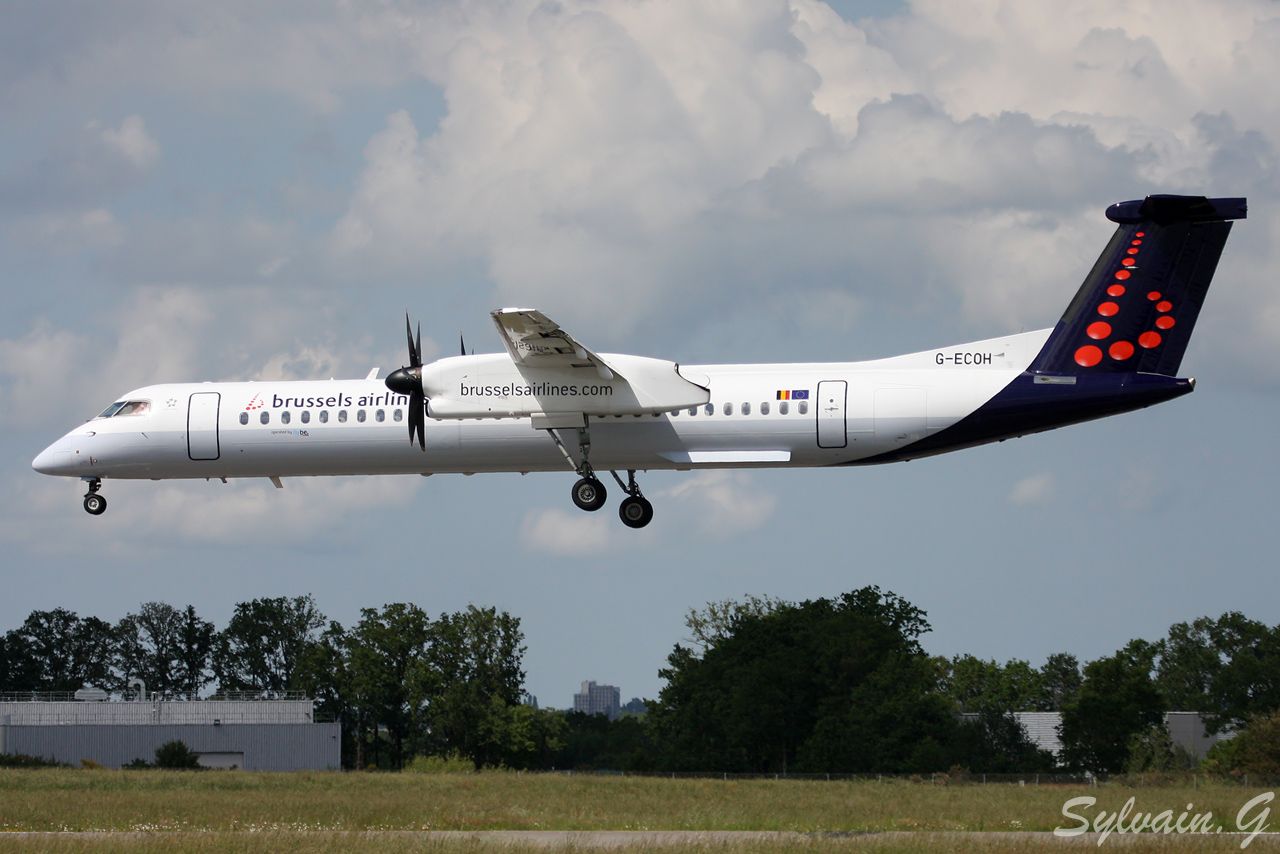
[420,353,709,419]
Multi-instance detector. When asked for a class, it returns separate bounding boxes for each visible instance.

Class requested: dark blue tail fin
[1030,195,1246,376]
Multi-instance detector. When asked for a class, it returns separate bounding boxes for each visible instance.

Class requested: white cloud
[664,471,777,536]
[0,321,88,428]
[317,0,1280,380]
[0,285,408,431]
[519,507,612,555]
[98,115,159,169]
[1009,472,1055,507]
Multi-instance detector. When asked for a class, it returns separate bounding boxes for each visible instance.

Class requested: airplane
[32,194,1245,529]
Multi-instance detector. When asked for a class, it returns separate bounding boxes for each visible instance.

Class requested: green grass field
[0,770,1273,851]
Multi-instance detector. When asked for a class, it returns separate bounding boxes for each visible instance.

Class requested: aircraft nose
[32,443,75,476]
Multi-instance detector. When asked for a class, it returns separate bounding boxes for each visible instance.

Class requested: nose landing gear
[82,478,106,515]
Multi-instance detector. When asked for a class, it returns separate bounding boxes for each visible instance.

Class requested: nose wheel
[83,479,107,516]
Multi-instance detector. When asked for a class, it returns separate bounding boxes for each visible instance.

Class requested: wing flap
[491,308,617,379]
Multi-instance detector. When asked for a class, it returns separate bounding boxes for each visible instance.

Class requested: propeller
[385,314,427,451]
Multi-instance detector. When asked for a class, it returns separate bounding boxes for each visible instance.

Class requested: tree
[1200,613,1280,732]
[1040,653,1083,710]
[415,605,527,768]
[294,620,358,766]
[6,609,116,692]
[554,711,652,771]
[173,605,216,698]
[211,596,326,693]
[944,656,1045,714]
[1060,642,1163,774]
[1152,613,1280,734]
[115,602,215,698]
[952,709,1057,773]
[649,587,982,774]
[1202,710,1280,779]
[347,603,432,769]
[684,595,784,654]
[2,629,41,692]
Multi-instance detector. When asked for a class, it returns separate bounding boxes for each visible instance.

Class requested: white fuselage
[33,330,1049,482]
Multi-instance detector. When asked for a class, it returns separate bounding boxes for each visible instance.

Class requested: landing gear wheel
[618,495,654,529]
[571,477,607,512]
[83,494,107,515]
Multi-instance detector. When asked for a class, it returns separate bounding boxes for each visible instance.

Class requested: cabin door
[188,393,221,461]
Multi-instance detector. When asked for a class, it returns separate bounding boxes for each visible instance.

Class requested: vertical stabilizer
[1030,195,1245,376]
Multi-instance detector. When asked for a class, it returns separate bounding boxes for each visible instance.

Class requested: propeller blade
[392,315,428,451]
[409,392,426,451]
[405,314,419,367]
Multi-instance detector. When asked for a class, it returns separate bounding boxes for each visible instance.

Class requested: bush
[1202,711,1280,779]
[1125,724,1196,773]
[122,758,152,769]
[405,752,475,774]
[154,740,201,770]
[0,752,68,768]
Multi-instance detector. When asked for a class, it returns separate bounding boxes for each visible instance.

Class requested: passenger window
[761,401,770,415]
[239,412,249,425]
[741,402,751,416]
[357,410,367,423]
[376,409,385,422]
[394,409,403,422]
[338,410,347,423]
[319,411,329,424]
[281,411,291,425]
[780,401,789,415]
[723,402,732,416]
[704,403,714,416]
[301,411,310,424]
[260,411,270,425]
[799,400,809,415]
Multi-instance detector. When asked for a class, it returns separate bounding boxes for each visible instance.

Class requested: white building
[0,693,339,770]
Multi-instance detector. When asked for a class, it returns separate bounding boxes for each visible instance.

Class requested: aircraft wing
[491,308,619,379]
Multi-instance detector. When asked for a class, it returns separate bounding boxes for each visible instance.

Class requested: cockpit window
[96,400,149,418]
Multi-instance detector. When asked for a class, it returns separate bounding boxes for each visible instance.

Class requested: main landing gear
[545,421,654,528]
[83,478,106,516]
[611,469,654,529]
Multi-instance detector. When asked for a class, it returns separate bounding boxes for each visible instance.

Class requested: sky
[2,0,1279,707]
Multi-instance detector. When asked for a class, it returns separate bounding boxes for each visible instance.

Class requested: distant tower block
[572,680,621,720]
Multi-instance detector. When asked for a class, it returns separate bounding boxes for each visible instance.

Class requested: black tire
[83,494,107,516]
[619,495,654,529]
[571,477,607,512]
